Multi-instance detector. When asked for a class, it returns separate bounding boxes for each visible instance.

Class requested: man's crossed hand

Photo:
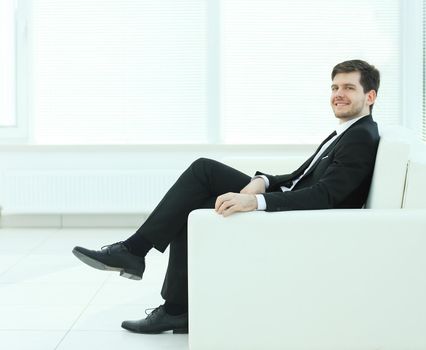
[215,177,266,217]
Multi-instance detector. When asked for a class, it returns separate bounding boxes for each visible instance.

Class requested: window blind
[0,0,16,127]
[221,0,401,144]
[32,0,207,144]
[31,0,402,145]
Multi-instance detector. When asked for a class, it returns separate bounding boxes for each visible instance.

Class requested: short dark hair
[331,59,380,113]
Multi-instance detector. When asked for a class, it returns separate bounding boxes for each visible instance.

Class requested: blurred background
[0,0,423,224]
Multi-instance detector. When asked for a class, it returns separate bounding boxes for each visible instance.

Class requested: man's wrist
[252,175,269,190]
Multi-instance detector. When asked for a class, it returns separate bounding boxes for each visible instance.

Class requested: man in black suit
[73,59,380,334]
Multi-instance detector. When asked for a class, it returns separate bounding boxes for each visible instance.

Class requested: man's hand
[240,177,266,195]
[215,192,258,217]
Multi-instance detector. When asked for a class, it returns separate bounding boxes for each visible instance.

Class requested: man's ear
[367,90,377,106]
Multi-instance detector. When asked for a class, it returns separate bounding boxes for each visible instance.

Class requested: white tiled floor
[0,228,189,350]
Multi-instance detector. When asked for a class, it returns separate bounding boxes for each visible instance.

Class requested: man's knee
[191,157,219,173]
[192,157,214,167]
[189,158,224,184]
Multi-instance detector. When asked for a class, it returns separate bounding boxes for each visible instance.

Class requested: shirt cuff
[255,194,267,210]
[252,175,269,189]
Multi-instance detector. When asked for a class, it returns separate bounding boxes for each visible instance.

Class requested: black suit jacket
[255,115,380,212]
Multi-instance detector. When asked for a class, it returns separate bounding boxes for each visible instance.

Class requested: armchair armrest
[188,209,426,350]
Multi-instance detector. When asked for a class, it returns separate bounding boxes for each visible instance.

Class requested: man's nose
[335,88,345,97]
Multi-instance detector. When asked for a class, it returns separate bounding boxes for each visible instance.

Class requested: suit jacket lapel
[301,134,342,179]
[295,131,337,174]
[291,130,338,179]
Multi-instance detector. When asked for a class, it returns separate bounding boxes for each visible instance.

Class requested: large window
[1,0,420,144]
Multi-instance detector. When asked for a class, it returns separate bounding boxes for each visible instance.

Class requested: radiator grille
[0,170,181,214]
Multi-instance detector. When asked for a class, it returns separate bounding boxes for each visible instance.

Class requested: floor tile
[0,330,66,350]
[57,330,189,350]
[0,229,57,254]
[0,254,26,275]
[0,254,110,284]
[0,282,101,306]
[0,305,83,330]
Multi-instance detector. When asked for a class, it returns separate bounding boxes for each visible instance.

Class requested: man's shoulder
[345,115,379,141]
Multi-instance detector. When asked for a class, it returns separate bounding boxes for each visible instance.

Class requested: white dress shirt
[254,115,368,210]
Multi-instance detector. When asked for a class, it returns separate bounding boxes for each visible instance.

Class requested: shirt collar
[335,114,368,136]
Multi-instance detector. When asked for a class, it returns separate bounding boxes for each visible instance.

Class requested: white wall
[0,145,315,227]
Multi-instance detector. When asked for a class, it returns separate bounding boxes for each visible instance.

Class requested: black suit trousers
[125,158,251,305]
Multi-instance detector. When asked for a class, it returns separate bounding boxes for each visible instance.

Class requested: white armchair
[187,128,426,350]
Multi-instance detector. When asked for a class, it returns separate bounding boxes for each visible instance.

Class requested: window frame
[0,0,30,142]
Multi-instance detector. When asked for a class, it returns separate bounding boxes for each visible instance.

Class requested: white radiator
[0,170,181,214]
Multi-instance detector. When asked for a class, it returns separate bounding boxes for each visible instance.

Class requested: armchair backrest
[365,126,411,209]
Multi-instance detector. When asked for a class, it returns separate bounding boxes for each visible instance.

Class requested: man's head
[330,60,380,122]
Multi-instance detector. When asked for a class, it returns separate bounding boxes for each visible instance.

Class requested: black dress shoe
[72,242,145,280]
[121,305,188,334]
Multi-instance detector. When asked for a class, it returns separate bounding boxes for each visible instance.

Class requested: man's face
[330,71,376,123]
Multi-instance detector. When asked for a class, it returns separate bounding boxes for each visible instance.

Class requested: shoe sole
[173,328,188,334]
[121,324,188,334]
[72,248,142,280]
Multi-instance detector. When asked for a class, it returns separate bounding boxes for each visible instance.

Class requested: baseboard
[0,213,148,228]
